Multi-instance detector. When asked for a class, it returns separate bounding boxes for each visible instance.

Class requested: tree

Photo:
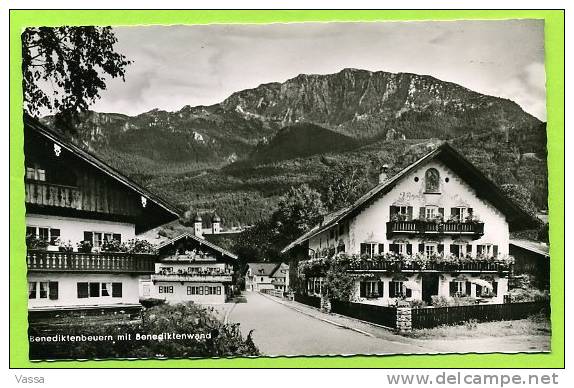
[321,161,372,211]
[233,184,325,263]
[272,184,325,245]
[22,26,131,132]
[501,183,539,217]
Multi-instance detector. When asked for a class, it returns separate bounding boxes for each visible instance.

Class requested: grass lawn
[405,313,551,339]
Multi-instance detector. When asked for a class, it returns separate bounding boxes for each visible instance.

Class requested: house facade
[24,115,180,313]
[284,143,535,306]
[140,232,237,304]
[245,263,290,292]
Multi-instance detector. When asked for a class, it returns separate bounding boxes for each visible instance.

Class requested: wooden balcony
[26,249,156,273]
[386,220,484,237]
[348,260,510,273]
[25,181,82,210]
[151,274,233,283]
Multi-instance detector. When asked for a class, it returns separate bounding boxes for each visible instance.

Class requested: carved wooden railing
[26,250,156,273]
[387,221,485,236]
[25,181,82,209]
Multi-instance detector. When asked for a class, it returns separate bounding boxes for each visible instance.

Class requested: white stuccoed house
[284,143,537,306]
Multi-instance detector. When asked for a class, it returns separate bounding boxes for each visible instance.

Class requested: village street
[225,292,551,356]
[226,292,432,356]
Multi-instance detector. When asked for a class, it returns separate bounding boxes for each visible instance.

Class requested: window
[425,206,437,219]
[360,243,378,257]
[450,244,470,258]
[160,267,174,274]
[389,281,412,298]
[390,206,413,221]
[187,286,202,295]
[205,286,221,295]
[451,207,469,222]
[84,231,121,248]
[159,285,174,294]
[398,243,407,255]
[26,166,46,181]
[26,226,60,245]
[477,244,499,258]
[360,281,381,298]
[449,281,471,297]
[425,244,437,257]
[476,281,498,297]
[425,168,440,193]
[28,281,58,300]
[78,282,121,298]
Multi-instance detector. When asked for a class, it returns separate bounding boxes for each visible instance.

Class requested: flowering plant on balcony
[124,238,157,254]
[76,240,93,253]
[56,238,74,253]
[465,213,482,224]
[26,235,49,250]
[101,239,127,253]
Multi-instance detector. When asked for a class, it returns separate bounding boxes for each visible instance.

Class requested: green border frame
[9,10,564,369]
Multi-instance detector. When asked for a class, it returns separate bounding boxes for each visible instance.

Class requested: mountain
[40,68,547,226]
[249,123,360,163]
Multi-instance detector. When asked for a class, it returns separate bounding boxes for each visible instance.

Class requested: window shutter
[83,231,93,243]
[493,282,498,296]
[418,243,425,253]
[406,288,412,298]
[451,208,457,218]
[466,282,472,296]
[360,282,366,297]
[407,206,413,220]
[389,206,398,220]
[468,208,473,216]
[378,281,384,297]
[49,282,58,300]
[438,244,444,254]
[77,283,88,298]
[438,208,444,219]
[389,282,396,298]
[476,285,482,296]
[360,243,367,255]
[378,244,385,254]
[406,244,412,255]
[449,282,457,296]
[389,244,398,254]
[89,283,100,297]
[112,283,122,297]
[493,245,499,257]
[419,207,425,219]
[466,244,473,256]
[113,234,121,243]
[50,229,60,245]
[450,244,457,255]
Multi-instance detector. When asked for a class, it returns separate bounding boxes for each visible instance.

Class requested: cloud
[90,20,546,119]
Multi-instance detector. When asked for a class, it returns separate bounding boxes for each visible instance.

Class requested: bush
[76,240,93,253]
[29,302,259,360]
[409,299,428,309]
[26,235,49,250]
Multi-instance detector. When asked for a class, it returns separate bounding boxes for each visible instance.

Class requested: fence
[294,293,321,309]
[331,300,397,328]
[411,300,550,329]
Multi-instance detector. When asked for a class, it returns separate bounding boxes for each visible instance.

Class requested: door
[422,274,439,304]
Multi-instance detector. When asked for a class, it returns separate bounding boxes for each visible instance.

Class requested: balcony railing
[387,220,484,236]
[25,181,82,209]
[347,260,510,273]
[26,249,156,273]
[151,274,233,283]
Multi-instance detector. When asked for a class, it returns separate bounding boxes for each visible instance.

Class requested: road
[227,292,431,356]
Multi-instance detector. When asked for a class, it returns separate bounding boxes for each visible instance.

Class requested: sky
[91,20,547,120]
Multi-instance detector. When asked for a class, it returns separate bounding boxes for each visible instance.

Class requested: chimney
[379,164,389,184]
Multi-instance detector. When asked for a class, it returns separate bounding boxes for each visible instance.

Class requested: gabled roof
[24,114,180,232]
[510,239,550,258]
[282,142,539,253]
[157,232,238,260]
[247,262,282,277]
